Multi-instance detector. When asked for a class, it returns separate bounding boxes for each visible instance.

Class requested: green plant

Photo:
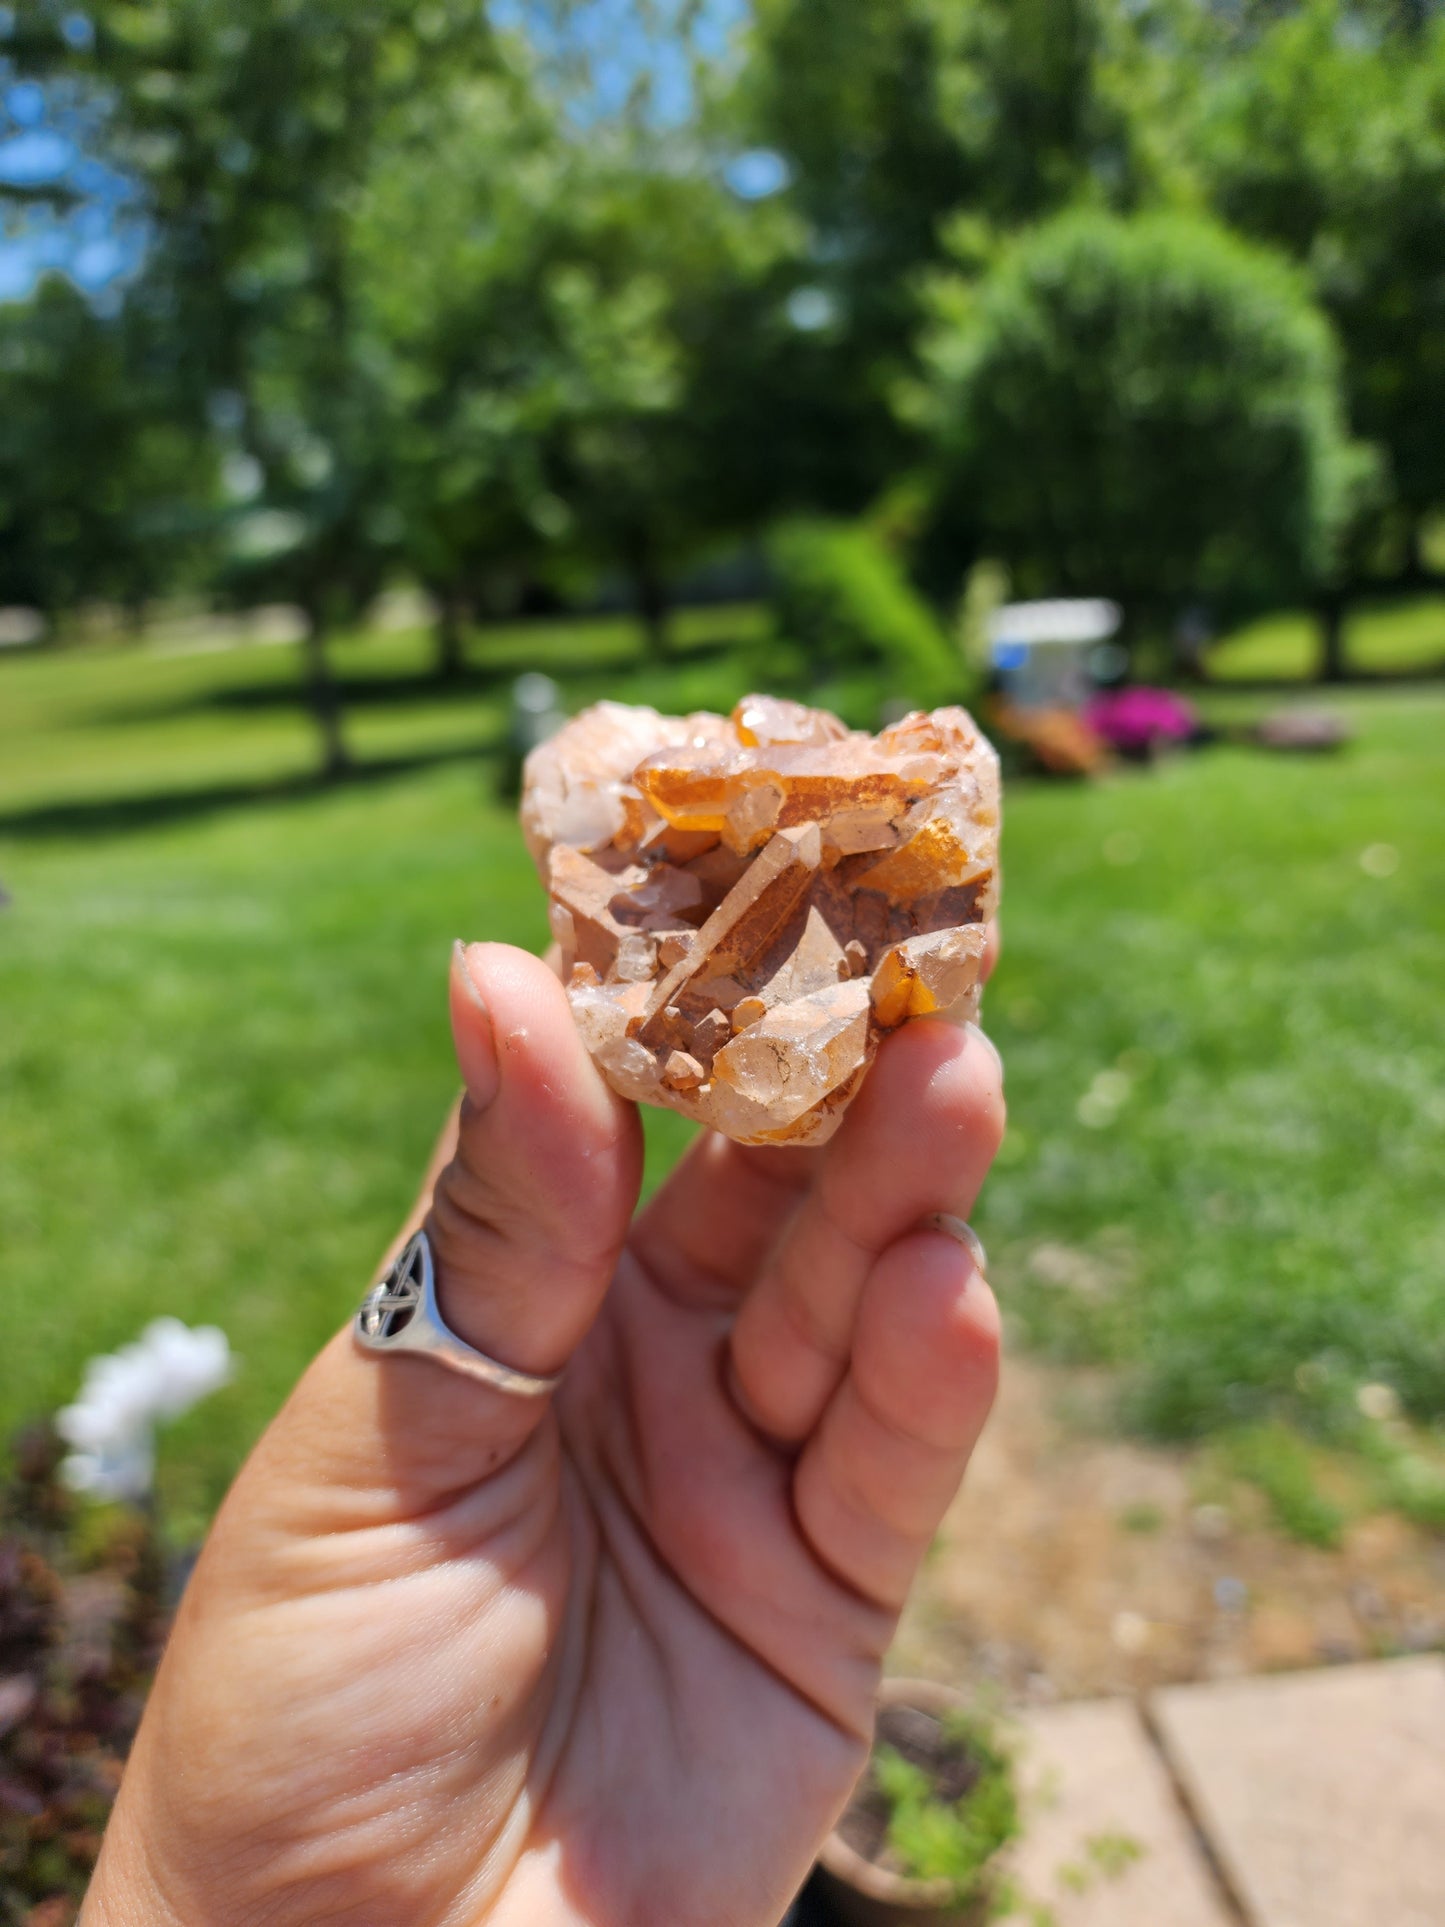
[1224,1423,1345,1549]
[1054,1828,1144,1897]
[1118,1502,1165,1535]
[1085,1830,1145,1879]
[1357,1420,1445,1535]
[1379,1454,1445,1534]
[872,1709,1019,1906]
[768,517,963,709]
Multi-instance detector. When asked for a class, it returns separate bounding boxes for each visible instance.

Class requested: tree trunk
[1403,515,1425,584]
[301,608,352,780]
[628,534,671,662]
[1316,591,1347,684]
[433,589,467,682]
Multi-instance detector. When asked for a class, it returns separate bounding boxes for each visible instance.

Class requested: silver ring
[355,1229,561,1399]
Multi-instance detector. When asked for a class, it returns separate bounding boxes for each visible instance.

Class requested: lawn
[2,612,1442,1531]
[1206,592,1445,682]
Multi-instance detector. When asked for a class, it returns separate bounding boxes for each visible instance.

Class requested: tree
[1192,3,1445,603]
[735,0,1176,512]
[354,91,689,665]
[19,1,499,773]
[917,210,1368,644]
[0,278,217,626]
[358,82,827,665]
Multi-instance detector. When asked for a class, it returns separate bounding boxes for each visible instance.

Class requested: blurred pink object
[1084,686,1198,755]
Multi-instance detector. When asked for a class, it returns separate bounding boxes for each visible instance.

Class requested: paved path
[1016,1655,1445,1926]
[1010,1698,1233,1924]
[1152,1656,1445,1927]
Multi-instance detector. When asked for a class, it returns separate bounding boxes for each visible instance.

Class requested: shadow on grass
[103,631,747,727]
[1201,663,1445,694]
[84,666,510,728]
[0,739,504,843]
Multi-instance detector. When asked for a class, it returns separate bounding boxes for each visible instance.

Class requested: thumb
[425,939,643,1385]
[245,942,642,1512]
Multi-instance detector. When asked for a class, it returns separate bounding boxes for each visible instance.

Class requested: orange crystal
[521,695,1000,1146]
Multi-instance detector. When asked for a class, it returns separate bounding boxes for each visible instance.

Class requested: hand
[86,939,1003,1927]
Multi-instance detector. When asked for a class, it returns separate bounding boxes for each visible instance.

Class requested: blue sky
[0,52,144,305]
[489,0,749,127]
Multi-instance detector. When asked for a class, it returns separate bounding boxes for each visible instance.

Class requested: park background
[1,1,1444,1914]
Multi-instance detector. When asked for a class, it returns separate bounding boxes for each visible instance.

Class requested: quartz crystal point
[522,696,1000,1146]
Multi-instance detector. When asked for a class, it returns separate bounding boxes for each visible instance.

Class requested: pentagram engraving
[359,1239,424,1340]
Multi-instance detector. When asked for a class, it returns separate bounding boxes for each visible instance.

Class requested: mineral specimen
[521,695,1000,1146]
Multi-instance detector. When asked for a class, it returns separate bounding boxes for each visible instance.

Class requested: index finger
[629,919,1001,1312]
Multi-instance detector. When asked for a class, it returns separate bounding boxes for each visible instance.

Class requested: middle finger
[728,1018,1004,1444]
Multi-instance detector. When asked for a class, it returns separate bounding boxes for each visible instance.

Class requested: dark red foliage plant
[0,1426,171,1927]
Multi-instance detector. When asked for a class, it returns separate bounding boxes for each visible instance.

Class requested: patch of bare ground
[892,1357,1445,1702]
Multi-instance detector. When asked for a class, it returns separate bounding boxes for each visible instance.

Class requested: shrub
[920,209,1373,617]
[767,516,963,709]
[1224,1422,1345,1549]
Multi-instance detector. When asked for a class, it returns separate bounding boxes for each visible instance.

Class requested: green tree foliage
[357,103,704,663]
[0,278,216,624]
[357,72,830,665]
[3,0,1441,703]
[739,0,1173,493]
[349,71,566,677]
[746,0,1151,271]
[918,210,1368,630]
[1191,2,1445,574]
[18,1,500,770]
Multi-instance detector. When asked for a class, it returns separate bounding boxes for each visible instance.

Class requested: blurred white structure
[0,608,45,648]
[57,1318,233,1502]
[988,598,1122,707]
[510,671,565,757]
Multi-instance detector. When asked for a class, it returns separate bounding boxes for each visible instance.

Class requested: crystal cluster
[521,695,1000,1146]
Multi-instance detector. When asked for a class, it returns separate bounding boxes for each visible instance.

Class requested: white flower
[57,1318,233,1502]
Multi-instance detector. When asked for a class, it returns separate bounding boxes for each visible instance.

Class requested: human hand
[86,938,1003,1927]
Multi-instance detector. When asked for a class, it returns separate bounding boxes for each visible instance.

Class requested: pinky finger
[793,1227,1000,1612]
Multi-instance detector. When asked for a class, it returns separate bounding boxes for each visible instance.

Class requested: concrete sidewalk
[1009,1655,1445,1926]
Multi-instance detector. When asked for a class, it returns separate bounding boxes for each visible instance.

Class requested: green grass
[2,609,1443,1528]
[1221,1424,1346,1549]
[0,602,769,827]
[1207,593,1445,682]
[991,688,1445,1442]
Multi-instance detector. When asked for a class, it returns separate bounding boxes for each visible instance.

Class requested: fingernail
[932,1214,988,1276]
[965,1021,1004,1085]
[450,941,501,1107]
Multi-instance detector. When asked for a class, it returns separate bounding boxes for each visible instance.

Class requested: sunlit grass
[989,688,1445,1443]
[2,611,1442,1531]
[1207,594,1445,682]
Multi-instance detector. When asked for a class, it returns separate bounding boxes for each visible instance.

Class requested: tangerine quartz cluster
[521,695,1000,1146]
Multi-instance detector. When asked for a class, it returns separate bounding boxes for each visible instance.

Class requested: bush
[920,209,1372,616]
[767,517,963,709]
